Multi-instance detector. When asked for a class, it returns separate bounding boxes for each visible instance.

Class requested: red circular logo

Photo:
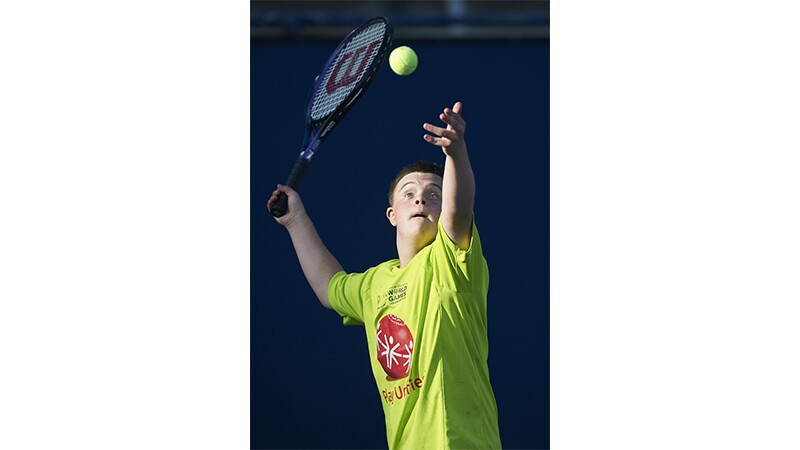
[376,314,414,379]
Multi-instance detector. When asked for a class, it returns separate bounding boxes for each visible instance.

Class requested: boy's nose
[416,198,426,205]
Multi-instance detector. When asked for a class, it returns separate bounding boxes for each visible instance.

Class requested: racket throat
[302,136,324,160]
[319,120,337,139]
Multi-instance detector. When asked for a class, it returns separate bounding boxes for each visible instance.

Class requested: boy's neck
[396,238,429,268]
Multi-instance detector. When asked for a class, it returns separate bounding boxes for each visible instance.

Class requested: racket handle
[269,156,310,218]
[270,193,290,218]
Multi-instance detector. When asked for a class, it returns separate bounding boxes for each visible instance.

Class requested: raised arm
[267,184,343,309]
[423,101,474,250]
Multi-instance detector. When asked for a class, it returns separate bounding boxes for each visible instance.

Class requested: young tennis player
[268,101,502,449]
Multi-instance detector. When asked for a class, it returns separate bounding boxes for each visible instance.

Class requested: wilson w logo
[325,41,380,94]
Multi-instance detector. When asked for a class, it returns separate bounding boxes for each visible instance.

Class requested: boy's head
[386,161,444,248]
[387,161,444,206]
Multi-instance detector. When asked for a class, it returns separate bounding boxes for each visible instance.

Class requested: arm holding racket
[268,184,342,310]
[423,101,475,251]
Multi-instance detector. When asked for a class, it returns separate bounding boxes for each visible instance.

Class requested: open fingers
[422,122,459,148]
[422,101,466,149]
[441,102,465,134]
[440,112,465,135]
[423,122,457,138]
[423,134,452,147]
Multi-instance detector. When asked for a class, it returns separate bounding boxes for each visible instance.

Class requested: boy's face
[386,172,444,247]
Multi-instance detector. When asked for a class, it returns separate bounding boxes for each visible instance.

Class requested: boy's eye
[404,192,413,198]
[428,192,440,199]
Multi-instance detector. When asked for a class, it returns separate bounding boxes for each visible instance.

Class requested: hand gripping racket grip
[269,156,310,218]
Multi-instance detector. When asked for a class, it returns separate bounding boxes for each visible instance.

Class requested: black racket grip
[270,193,290,218]
[269,156,310,218]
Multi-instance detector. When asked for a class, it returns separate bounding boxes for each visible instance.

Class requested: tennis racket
[268,17,394,217]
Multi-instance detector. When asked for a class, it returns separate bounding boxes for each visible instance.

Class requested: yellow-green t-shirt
[328,220,502,449]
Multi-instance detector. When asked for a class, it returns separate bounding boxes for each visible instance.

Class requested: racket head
[305,17,393,129]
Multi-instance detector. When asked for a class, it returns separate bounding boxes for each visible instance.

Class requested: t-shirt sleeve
[430,218,487,293]
[327,270,371,326]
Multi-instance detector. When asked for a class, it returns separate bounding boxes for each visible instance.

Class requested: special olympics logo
[376,314,414,380]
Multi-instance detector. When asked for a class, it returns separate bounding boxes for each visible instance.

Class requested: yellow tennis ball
[389,46,418,76]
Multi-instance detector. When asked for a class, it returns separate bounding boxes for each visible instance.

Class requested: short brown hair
[387,160,444,205]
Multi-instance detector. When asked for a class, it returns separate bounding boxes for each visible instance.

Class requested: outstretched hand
[422,101,467,157]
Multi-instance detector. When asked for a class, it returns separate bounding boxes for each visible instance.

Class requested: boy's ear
[386,206,397,227]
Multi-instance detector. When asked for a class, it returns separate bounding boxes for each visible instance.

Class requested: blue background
[251,38,549,449]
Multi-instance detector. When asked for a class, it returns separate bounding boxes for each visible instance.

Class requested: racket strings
[310,21,386,121]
